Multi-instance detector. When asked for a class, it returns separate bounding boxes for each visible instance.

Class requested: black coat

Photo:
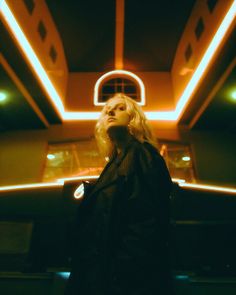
[65,138,173,295]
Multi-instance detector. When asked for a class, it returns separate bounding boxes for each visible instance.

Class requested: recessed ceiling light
[47,154,55,160]
[0,92,7,102]
[182,156,190,161]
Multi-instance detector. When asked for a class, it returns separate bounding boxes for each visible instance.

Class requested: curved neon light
[94,70,146,106]
[1,0,236,121]
[73,183,84,199]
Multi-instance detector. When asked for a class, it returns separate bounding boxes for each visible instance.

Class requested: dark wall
[179,129,236,187]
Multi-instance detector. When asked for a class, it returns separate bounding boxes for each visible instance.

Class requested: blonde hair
[95,93,158,158]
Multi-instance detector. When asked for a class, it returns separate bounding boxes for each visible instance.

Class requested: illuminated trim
[175,0,236,121]
[74,183,84,199]
[179,182,236,194]
[0,181,64,192]
[62,111,101,121]
[145,111,177,121]
[172,178,186,184]
[0,0,65,117]
[57,175,99,182]
[0,1,236,121]
[94,70,146,106]
[0,177,235,195]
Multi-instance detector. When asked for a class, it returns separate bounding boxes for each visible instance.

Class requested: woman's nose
[108,109,115,116]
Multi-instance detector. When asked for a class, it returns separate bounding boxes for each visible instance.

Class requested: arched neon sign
[94,70,146,106]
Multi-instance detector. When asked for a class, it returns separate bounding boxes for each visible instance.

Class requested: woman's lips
[108,118,116,122]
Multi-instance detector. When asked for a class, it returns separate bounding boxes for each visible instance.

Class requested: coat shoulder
[130,140,163,166]
[118,140,165,177]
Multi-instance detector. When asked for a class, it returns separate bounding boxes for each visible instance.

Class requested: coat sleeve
[112,143,173,269]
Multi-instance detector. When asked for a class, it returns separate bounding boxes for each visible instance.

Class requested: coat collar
[85,136,137,199]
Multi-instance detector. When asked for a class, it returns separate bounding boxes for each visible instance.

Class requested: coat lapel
[83,137,136,202]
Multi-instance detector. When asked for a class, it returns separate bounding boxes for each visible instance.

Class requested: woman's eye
[119,106,125,111]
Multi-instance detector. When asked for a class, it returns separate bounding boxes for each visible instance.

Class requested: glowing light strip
[175,0,236,120]
[74,183,84,199]
[0,181,64,192]
[0,0,65,116]
[1,1,235,121]
[62,111,101,121]
[63,110,176,121]
[63,1,236,121]
[179,182,236,194]
[145,111,177,121]
[56,272,71,279]
[172,178,186,184]
[0,177,235,195]
[94,70,146,106]
[57,175,99,182]
[59,176,186,184]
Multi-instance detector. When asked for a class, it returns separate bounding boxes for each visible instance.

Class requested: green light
[0,92,7,102]
[232,91,236,100]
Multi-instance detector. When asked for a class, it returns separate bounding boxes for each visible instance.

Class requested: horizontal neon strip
[0,0,235,121]
[0,181,64,192]
[57,175,99,182]
[179,182,236,194]
[0,177,235,195]
[172,178,186,184]
[62,110,177,121]
[62,112,101,121]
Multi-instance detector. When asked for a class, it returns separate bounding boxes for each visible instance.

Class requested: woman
[65,93,173,295]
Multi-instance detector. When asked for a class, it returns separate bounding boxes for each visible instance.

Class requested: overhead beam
[115,0,125,69]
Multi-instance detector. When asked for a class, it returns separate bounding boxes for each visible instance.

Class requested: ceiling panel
[0,64,46,130]
[0,0,235,134]
[194,67,236,132]
[124,0,196,71]
[46,0,116,72]
[0,20,62,130]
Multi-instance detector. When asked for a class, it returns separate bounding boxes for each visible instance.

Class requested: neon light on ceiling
[94,70,145,106]
[62,111,101,120]
[0,0,65,117]
[175,0,236,120]
[0,0,236,121]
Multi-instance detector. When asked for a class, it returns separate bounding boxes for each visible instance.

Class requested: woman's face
[104,98,130,131]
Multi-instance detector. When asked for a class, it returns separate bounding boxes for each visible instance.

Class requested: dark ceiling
[0,0,236,133]
[46,0,195,72]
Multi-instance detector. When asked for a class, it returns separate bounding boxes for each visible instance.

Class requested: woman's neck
[107,126,133,154]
